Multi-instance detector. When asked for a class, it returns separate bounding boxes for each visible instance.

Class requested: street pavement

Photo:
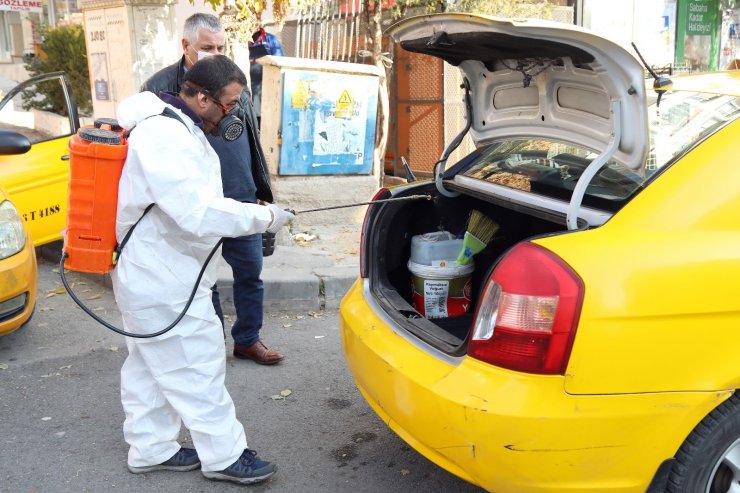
[1,234,485,492]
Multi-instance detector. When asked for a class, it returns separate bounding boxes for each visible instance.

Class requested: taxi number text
[22,204,60,222]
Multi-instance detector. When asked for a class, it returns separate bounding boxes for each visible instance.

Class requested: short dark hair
[181,55,247,99]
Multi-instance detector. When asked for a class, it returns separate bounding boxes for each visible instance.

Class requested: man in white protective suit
[111,55,293,485]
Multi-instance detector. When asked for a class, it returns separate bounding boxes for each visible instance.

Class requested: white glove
[266,203,295,233]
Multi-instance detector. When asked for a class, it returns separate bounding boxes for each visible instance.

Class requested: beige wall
[82,1,180,119]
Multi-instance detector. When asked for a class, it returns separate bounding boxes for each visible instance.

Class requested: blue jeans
[211,233,263,347]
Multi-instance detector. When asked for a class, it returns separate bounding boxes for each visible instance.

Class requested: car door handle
[61,154,70,160]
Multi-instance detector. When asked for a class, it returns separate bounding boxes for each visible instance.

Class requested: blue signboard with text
[278,69,378,175]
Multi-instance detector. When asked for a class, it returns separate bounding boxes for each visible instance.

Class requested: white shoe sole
[202,468,276,484]
[128,462,201,474]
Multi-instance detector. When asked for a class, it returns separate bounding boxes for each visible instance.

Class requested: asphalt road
[0,256,485,493]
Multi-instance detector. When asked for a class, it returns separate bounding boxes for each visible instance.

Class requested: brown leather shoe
[233,340,285,365]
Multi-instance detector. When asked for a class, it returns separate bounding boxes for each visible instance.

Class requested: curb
[215,264,358,312]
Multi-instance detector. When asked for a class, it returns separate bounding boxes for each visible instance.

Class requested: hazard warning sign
[335,89,354,118]
[291,80,309,109]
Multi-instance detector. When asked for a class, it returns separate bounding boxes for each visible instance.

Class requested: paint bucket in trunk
[407,260,474,319]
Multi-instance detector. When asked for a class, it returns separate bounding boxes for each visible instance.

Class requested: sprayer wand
[291,194,432,214]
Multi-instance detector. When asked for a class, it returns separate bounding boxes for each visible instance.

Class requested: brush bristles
[466,210,498,244]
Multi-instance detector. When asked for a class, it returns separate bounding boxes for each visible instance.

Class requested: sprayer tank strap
[123,106,188,138]
[113,203,154,263]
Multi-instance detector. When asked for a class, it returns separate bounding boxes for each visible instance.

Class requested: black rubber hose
[59,238,224,338]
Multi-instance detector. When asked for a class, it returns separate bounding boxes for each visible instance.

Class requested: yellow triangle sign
[336,90,354,118]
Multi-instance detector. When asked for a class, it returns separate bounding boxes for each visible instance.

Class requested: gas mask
[184,80,245,141]
[216,101,244,141]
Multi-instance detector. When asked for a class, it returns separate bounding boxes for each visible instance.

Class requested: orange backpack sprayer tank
[59,114,213,339]
[63,120,128,274]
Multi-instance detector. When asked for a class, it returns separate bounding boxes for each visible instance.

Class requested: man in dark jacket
[142,13,285,365]
[248,23,283,127]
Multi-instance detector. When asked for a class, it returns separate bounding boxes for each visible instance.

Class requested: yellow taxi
[0,72,80,335]
[340,14,740,492]
[0,181,36,335]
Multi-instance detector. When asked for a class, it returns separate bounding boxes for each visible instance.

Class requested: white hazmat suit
[112,91,273,472]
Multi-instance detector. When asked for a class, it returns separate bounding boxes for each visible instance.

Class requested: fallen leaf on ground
[0,363,8,370]
[271,389,293,400]
[400,469,410,476]
[59,365,72,370]
[86,293,102,300]
[292,233,317,242]
[109,346,118,352]
[43,287,67,298]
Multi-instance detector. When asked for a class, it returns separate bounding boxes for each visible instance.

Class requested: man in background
[143,13,285,365]
[249,22,284,127]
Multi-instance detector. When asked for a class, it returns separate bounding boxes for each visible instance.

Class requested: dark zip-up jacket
[141,56,273,203]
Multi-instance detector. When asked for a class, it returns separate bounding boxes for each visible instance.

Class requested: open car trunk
[367,181,571,356]
[365,13,653,356]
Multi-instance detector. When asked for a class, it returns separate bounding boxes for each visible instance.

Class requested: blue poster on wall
[278,69,379,175]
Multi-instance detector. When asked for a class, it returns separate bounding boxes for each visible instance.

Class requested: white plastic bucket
[409,231,463,267]
[408,260,474,319]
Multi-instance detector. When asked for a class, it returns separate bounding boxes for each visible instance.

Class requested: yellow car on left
[0,72,81,336]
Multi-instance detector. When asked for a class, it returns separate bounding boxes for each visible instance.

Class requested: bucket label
[410,269,473,319]
[424,279,450,318]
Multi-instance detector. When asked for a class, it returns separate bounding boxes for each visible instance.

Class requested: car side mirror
[0,130,31,155]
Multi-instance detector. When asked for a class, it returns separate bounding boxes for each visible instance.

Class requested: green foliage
[23,24,91,116]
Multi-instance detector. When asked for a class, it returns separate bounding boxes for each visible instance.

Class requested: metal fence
[280,0,371,63]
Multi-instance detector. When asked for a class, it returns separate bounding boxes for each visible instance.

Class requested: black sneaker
[128,447,201,474]
[202,449,277,484]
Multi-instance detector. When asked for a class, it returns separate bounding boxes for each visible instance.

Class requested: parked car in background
[0,72,79,335]
[340,13,740,493]
[0,71,79,247]
[0,181,37,336]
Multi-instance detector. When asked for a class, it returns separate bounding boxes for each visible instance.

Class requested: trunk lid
[387,13,649,171]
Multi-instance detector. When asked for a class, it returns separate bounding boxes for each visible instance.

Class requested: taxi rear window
[461,92,740,211]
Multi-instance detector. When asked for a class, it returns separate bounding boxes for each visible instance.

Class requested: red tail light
[359,188,390,278]
[468,242,584,374]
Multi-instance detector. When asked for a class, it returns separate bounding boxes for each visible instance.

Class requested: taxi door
[0,71,80,246]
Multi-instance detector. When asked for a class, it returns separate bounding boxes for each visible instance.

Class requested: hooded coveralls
[111,91,273,471]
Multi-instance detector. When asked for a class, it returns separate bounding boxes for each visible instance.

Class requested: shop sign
[0,0,42,12]
[686,0,714,35]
